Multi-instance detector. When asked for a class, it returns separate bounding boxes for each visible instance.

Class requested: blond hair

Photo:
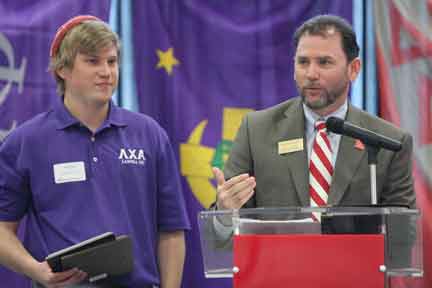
[48,20,120,96]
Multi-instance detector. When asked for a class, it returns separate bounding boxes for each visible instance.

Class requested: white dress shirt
[303,100,348,167]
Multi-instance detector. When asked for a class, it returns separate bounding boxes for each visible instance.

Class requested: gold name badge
[278,139,304,154]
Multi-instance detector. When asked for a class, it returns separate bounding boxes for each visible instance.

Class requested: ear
[56,66,68,80]
[348,57,361,82]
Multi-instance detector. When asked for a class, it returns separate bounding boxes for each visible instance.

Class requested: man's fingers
[230,177,255,197]
[231,180,255,207]
[230,188,255,210]
[212,167,225,186]
[47,269,87,288]
[223,173,251,189]
[51,268,84,284]
[50,268,80,282]
[56,270,87,286]
[212,167,252,190]
[212,167,256,209]
[238,188,255,208]
[217,176,256,209]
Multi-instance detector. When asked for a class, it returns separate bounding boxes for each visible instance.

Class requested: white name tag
[278,138,304,154]
[53,162,86,184]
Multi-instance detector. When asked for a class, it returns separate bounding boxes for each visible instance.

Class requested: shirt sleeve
[0,134,31,221]
[156,128,191,232]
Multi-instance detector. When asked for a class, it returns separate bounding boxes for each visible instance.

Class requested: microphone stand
[366,145,380,205]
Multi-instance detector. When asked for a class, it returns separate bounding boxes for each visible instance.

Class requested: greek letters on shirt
[118,148,146,165]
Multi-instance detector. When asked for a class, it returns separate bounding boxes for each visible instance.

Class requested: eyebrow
[80,54,118,59]
[295,55,335,60]
[80,53,98,58]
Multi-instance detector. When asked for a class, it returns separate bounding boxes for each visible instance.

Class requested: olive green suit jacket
[224,97,415,208]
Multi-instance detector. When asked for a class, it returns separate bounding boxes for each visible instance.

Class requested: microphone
[325,117,402,152]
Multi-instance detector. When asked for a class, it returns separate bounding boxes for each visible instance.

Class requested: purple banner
[131,1,352,287]
[1,1,352,287]
[0,1,110,286]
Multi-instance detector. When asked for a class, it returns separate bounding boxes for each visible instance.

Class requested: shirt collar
[54,97,127,130]
[303,99,348,134]
[101,103,128,129]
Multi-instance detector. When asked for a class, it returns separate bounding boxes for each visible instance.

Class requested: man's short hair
[293,15,360,63]
[49,19,120,96]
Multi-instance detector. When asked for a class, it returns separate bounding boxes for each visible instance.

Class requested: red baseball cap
[49,15,102,58]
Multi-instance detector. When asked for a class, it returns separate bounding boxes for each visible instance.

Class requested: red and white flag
[375,1,432,287]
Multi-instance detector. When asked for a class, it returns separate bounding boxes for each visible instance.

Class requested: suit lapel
[277,99,309,206]
[328,105,367,205]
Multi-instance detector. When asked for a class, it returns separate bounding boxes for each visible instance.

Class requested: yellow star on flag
[156,47,179,75]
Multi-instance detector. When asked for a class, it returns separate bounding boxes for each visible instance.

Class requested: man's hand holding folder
[45,232,133,284]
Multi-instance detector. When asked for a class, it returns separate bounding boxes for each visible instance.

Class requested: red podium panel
[233,234,385,288]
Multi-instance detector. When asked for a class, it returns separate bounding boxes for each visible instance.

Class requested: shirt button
[93,157,98,162]
[91,136,95,142]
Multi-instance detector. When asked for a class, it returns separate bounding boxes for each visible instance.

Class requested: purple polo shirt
[0,98,190,286]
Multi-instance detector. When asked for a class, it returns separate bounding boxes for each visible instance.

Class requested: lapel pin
[354,139,365,151]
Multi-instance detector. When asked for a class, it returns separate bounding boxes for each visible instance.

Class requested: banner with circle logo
[130,1,352,287]
[0,1,110,286]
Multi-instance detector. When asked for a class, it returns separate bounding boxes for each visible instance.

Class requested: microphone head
[325,117,344,134]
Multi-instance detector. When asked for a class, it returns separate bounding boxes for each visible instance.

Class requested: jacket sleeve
[223,114,256,208]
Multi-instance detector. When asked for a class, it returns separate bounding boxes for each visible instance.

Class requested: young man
[213,15,415,210]
[0,15,190,288]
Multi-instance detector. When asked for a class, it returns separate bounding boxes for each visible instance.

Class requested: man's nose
[305,63,320,80]
[98,62,111,77]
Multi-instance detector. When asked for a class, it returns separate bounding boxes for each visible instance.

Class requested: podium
[198,207,423,288]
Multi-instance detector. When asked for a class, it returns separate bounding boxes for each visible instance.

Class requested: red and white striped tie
[309,120,333,221]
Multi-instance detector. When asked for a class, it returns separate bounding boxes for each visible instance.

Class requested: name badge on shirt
[53,162,86,184]
[278,138,304,155]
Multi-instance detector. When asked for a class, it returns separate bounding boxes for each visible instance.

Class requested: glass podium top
[198,206,423,279]
[199,206,419,218]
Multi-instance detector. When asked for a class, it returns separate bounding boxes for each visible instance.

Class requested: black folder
[45,232,133,280]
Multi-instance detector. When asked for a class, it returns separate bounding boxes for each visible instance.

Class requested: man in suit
[212,14,415,210]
